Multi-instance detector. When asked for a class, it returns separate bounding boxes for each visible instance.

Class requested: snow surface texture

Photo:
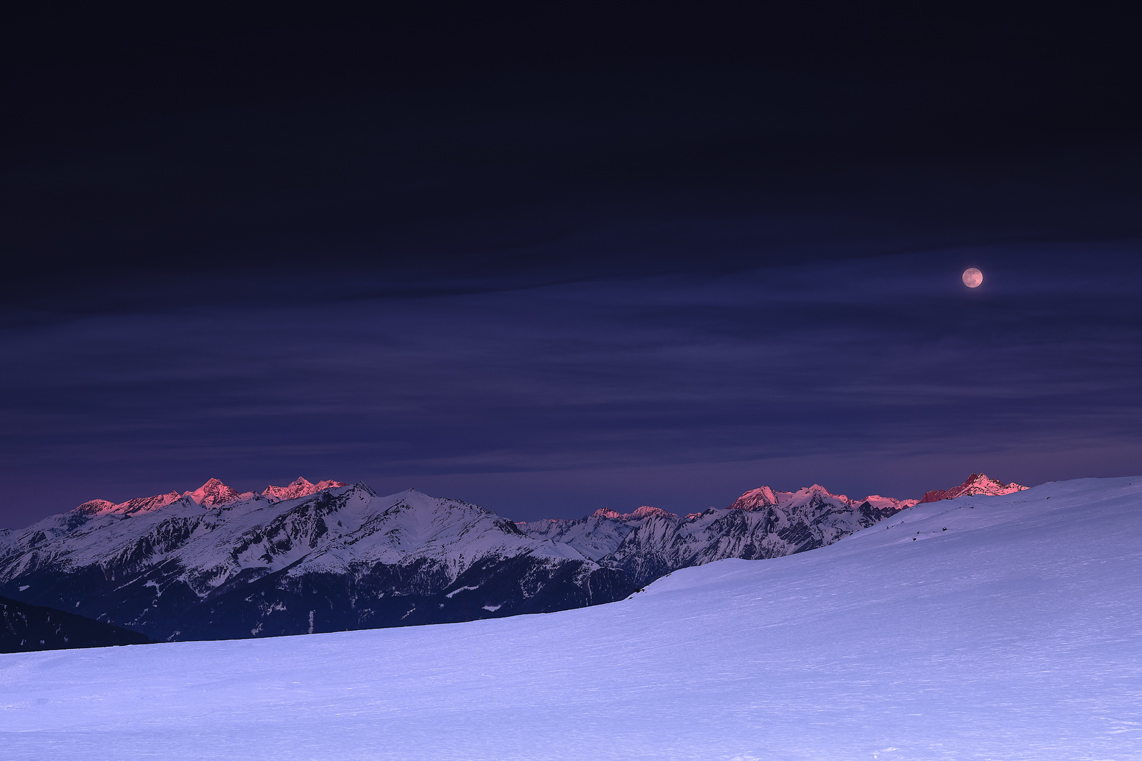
[1,476,1139,760]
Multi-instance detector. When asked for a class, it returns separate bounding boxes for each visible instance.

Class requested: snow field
[1,476,1140,760]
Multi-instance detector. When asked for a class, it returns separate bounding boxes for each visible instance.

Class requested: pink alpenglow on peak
[119,491,185,512]
[71,477,346,517]
[796,484,844,501]
[76,482,239,516]
[728,484,918,512]
[728,484,843,511]
[73,499,116,515]
[183,478,253,507]
[262,477,347,502]
[628,505,674,520]
[859,494,920,511]
[75,491,183,517]
[919,473,1028,503]
[727,486,783,510]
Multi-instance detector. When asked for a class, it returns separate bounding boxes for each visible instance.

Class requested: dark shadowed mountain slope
[0,481,631,642]
[0,594,151,653]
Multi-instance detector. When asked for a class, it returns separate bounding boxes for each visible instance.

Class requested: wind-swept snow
[1,476,1139,760]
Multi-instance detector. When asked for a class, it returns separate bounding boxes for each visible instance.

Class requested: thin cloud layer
[2,238,1138,525]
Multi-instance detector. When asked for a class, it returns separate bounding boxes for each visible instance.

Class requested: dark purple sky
[2,4,1140,526]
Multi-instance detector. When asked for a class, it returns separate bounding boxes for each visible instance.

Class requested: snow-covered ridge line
[0,473,1026,644]
[518,473,1023,528]
[514,474,1025,585]
[518,482,919,528]
[75,476,347,517]
[0,484,625,642]
[513,479,927,579]
[726,483,920,512]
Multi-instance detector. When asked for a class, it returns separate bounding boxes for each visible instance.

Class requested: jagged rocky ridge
[74,476,347,516]
[0,480,630,642]
[0,474,1021,643]
[517,484,920,586]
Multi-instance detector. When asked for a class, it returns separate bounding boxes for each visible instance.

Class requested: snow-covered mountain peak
[728,483,849,511]
[261,477,347,502]
[729,484,923,514]
[351,481,378,497]
[919,473,1028,503]
[728,486,780,510]
[74,499,116,516]
[797,484,842,499]
[66,476,349,519]
[628,505,675,520]
[73,490,184,517]
[856,494,920,511]
[582,505,676,521]
[261,477,314,500]
[181,478,252,507]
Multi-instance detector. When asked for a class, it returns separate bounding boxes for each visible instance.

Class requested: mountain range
[515,484,920,586]
[7,475,1133,760]
[0,473,1025,644]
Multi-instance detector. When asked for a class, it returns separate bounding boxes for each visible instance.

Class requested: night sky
[2,4,1140,527]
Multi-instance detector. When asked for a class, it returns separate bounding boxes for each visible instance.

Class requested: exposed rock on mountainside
[520,484,918,586]
[74,477,349,518]
[0,481,629,642]
[262,477,347,502]
[919,473,1027,503]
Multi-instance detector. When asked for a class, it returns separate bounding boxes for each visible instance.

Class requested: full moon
[962,268,983,288]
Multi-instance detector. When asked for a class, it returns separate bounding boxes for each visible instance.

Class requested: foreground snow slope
[1,476,1139,760]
